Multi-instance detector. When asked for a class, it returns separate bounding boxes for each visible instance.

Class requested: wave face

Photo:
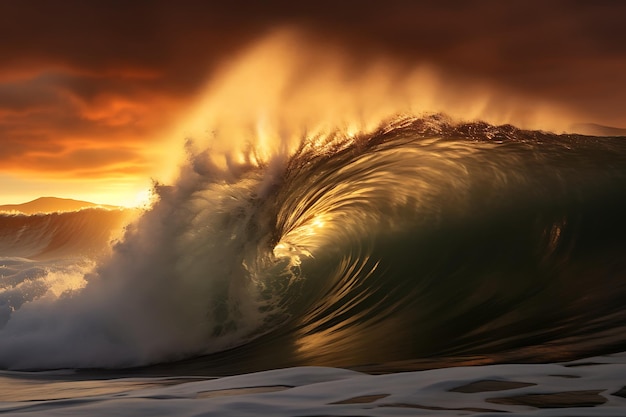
[0,209,133,260]
[1,115,626,372]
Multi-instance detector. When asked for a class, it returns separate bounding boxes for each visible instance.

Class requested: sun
[131,188,156,208]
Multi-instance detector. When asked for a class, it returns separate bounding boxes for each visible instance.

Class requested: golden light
[131,188,156,209]
[163,27,575,180]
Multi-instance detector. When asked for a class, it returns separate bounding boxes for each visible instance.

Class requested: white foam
[2,356,626,416]
[0,150,288,369]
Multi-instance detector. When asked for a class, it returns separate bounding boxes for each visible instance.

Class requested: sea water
[2,116,626,415]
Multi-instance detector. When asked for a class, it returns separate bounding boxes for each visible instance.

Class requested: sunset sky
[2,1,626,206]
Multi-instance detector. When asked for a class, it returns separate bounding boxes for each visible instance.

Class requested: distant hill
[569,123,626,137]
[0,197,120,214]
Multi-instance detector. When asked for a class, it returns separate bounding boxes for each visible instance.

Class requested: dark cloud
[3,1,624,75]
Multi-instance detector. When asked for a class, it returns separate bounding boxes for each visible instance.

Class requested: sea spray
[0,142,290,369]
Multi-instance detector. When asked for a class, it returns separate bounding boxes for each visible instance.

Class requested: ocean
[1,115,626,415]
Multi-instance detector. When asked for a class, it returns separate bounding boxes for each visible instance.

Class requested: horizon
[0,195,119,207]
[0,194,151,209]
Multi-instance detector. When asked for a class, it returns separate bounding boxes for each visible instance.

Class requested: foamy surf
[3,356,626,416]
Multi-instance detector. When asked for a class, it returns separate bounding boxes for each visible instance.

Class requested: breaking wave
[0,209,133,260]
[1,115,626,372]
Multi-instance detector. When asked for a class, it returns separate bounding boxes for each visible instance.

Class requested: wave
[0,209,135,260]
[1,115,626,371]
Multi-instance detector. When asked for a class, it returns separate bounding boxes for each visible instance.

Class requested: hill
[0,197,120,214]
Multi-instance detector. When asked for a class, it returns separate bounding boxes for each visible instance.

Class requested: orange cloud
[0,67,185,180]
[1,1,625,206]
